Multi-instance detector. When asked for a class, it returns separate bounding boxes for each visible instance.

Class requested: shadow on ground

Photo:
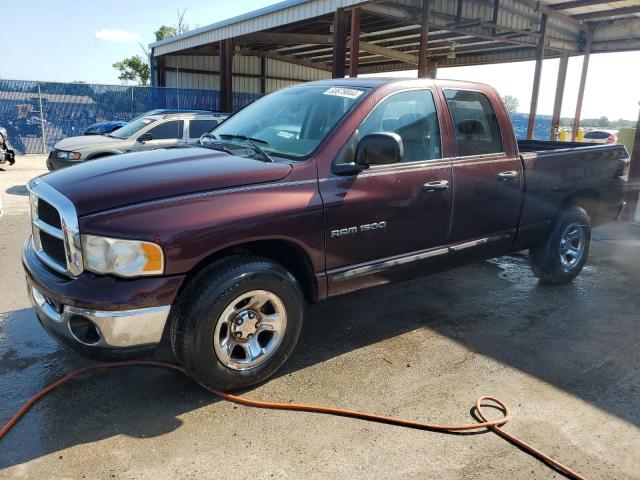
[1,222,639,468]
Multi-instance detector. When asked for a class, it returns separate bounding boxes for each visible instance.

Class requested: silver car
[47,110,228,170]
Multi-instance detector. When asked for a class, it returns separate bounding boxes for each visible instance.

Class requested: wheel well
[182,240,318,304]
[87,152,115,160]
[558,188,601,224]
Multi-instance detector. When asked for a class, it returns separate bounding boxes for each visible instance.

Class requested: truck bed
[516,139,628,232]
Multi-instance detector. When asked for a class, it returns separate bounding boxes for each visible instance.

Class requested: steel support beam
[219,39,233,113]
[551,54,569,140]
[260,56,266,94]
[359,41,419,64]
[552,0,614,10]
[492,0,500,35]
[527,14,547,140]
[349,8,360,77]
[418,0,431,77]
[575,5,640,20]
[241,32,332,44]
[332,9,348,78]
[572,31,592,141]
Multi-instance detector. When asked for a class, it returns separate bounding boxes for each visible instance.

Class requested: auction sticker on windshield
[323,87,364,99]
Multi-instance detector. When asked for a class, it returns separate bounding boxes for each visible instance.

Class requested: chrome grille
[37,198,62,229]
[28,179,84,276]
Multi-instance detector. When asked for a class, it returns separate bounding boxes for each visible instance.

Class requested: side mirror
[138,132,153,142]
[355,132,403,167]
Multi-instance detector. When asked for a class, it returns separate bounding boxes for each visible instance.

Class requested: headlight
[81,234,164,277]
[56,151,81,160]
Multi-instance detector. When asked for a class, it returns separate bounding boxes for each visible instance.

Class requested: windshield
[203,85,370,159]
[108,116,157,139]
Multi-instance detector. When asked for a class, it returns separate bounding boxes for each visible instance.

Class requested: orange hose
[0,360,586,480]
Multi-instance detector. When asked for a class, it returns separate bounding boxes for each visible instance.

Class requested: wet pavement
[1,156,639,479]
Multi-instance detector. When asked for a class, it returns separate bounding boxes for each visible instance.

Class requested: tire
[528,206,591,285]
[170,255,304,390]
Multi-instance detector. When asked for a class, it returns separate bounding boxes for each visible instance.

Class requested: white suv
[47,110,229,170]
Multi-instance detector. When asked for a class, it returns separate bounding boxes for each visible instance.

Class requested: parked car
[583,129,618,144]
[46,109,229,170]
[24,78,628,390]
[84,121,127,136]
[0,127,16,166]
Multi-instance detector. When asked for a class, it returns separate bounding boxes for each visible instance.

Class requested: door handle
[498,171,518,180]
[423,180,449,192]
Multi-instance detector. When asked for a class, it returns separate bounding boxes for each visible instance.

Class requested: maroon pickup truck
[23,78,628,390]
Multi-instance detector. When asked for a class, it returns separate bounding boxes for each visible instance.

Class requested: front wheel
[528,206,591,284]
[169,255,304,390]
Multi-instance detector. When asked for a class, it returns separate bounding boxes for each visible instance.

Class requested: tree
[155,25,177,41]
[502,95,519,114]
[113,56,150,86]
[597,116,610,128]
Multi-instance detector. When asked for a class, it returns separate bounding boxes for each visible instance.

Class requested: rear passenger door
[442,88,522,252]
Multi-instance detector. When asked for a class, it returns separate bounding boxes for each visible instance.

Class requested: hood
[54,135,124,150]
[43,147,293,216]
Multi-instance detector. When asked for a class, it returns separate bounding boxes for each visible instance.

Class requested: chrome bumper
[28,283,170,349]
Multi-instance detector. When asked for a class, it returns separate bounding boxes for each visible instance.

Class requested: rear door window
[146,120,184,140]
[189,119,219,138]
[444,89,503,156]
[359,89,441,162]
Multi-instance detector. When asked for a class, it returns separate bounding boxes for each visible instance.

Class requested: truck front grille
[28,179,84,277]
[39,230,67,265]
[37,199,62,229]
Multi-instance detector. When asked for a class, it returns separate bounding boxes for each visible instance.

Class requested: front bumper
[23,237,184,359]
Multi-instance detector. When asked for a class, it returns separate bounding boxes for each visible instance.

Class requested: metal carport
[149,0,640,214]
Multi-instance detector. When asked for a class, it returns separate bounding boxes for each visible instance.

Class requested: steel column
[572,31,592,141]
[260,56,266,94]
[551,54,569,141]
[418,0,431,78]
[527,14,547,140]
[219,39,233,113]
[349,8,360,78]
[332,9,348,78]
[626,103,640,219]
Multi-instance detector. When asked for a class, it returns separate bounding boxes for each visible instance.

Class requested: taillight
[606,135,616,143]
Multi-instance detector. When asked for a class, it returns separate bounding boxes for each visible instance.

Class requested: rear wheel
[170,255,304,390]
[528,206,591,284]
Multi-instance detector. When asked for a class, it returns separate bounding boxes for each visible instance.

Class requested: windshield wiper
[218,134,273,163]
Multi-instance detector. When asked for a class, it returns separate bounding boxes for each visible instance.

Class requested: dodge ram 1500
[23,78,628,389]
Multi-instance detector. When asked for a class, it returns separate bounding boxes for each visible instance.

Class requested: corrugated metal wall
[163,54,331,93]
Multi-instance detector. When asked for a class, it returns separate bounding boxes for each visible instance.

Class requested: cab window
[359,90,441,162]
[444,89,503,156]
[189,119,219,139]
[146,120,184,140]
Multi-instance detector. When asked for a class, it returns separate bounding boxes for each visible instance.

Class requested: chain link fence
[0,79,260,154]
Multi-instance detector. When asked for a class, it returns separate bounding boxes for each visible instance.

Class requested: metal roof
[151,0,640,71]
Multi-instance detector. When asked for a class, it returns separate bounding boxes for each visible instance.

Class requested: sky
[1,0,639,120]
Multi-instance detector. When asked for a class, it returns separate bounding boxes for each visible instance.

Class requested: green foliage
[502,95,519,114]
[155,25,178,41]
[112,56,150,86]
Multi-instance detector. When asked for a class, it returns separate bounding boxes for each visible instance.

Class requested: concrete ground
[1,156,639,479]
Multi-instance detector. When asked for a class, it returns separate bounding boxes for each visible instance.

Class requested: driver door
[321,89,453,295]
[132,119,184,151]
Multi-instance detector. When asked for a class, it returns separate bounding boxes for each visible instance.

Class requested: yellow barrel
[576,128,585,142]
[559,129,568,142]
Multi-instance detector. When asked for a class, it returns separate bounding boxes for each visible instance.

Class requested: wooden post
[551,54,569,141]
[418,0,431,78]
[219,39,233,112]
[572,31,592,141]
[332,9,347,78]
[349,8,360,78]
[527,13,547,140]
